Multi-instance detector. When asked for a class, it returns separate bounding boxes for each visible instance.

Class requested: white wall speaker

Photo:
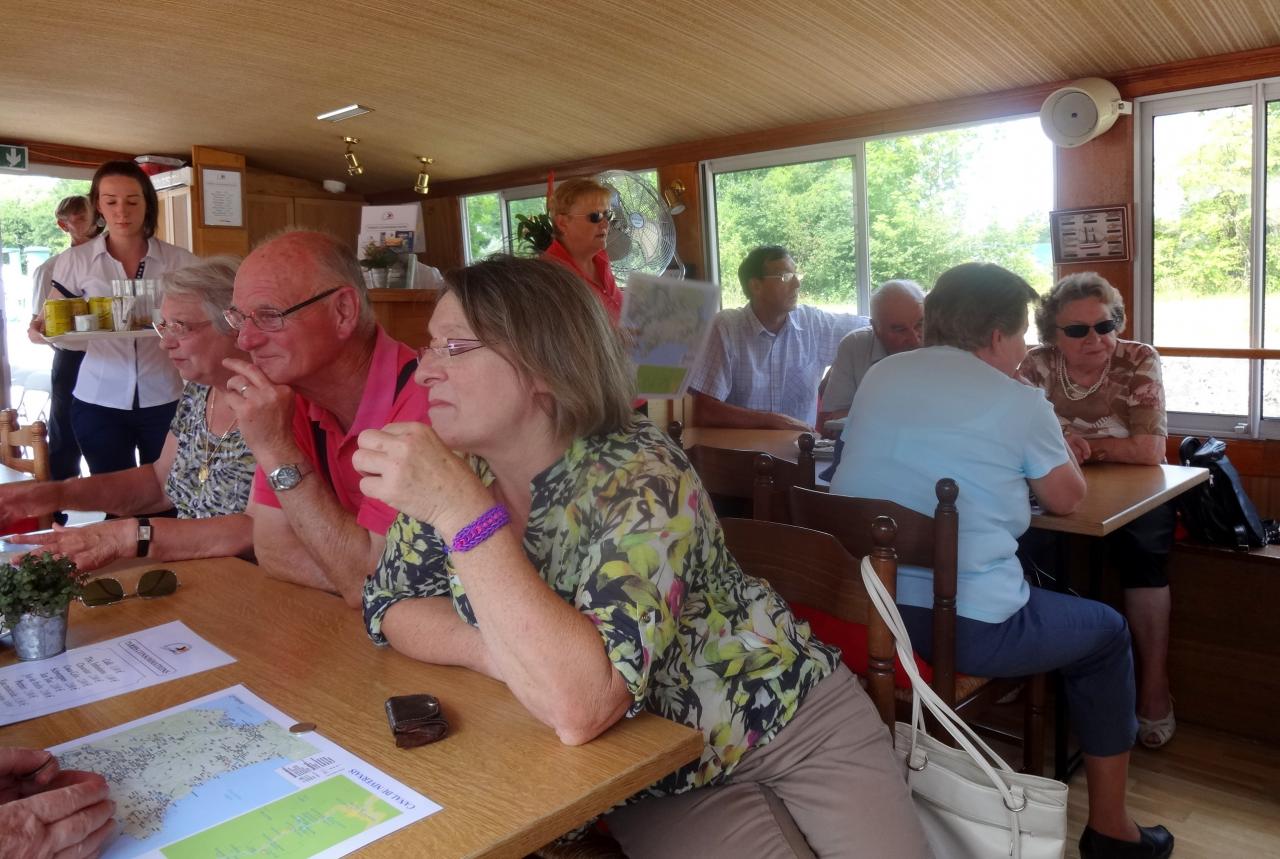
[1039,77,1132,148]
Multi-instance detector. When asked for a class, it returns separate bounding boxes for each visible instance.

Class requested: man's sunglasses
[1058,319,1119,338]
[81,569,179,607]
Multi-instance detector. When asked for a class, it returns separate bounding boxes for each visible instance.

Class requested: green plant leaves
[0,552,83,624]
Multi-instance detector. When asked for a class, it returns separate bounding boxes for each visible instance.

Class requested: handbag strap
[859,557,1028,812]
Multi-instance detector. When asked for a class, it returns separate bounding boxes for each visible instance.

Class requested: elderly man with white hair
[818,278,925,433]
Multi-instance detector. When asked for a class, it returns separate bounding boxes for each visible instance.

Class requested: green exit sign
[1,144,29,171]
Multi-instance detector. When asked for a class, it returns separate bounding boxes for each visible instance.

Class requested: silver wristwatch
[267,463,308,492]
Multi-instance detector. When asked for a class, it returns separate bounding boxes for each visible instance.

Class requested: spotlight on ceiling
[414,156,434,195]
[317,104,373,122]
[343,136,363,176]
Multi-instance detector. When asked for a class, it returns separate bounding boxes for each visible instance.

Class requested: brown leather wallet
[385,694,449,748]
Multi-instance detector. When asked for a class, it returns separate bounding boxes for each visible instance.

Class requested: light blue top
[831,346,1069,623]
[688,304,868,426]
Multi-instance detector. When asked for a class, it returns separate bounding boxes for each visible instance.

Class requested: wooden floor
[1063,723,1280,858]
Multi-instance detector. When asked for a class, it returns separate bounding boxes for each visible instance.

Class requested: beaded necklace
[1057,351,1111,402]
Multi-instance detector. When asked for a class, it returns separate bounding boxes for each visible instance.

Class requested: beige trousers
[605,665,931,858]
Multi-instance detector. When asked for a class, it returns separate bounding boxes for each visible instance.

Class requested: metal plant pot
[11,606,70,660]
[369,268,389,289]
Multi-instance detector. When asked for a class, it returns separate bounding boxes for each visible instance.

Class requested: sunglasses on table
[1057,319,1119,338]
[81,569,179,607]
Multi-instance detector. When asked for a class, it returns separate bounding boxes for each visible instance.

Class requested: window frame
[700,113,1054,316]
[1134,77,1280,439]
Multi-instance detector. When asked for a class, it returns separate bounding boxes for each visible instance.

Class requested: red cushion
[793,602,933,690]
[0,517,39,536]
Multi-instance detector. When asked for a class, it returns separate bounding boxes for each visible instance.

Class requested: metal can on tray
[43,299,73,336]
[88,296,114,331]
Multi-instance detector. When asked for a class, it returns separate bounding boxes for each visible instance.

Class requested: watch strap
[137,517,152,558]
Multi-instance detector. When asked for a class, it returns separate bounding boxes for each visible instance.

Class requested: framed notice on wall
[1049,205,1129,264]
[200,167,244,228]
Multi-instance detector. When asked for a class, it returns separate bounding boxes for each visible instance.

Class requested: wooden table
[1030,463,1209,537]
[0,559,702,859]
[676,427,810,464]
[1028,462,1208,780]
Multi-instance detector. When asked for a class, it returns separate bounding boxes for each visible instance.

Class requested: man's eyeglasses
[152,318,214,340]
[1058,319,1119,339]
[761,272,804,286]
[566,210,612,224]
[223,287,342,332]
[81,569,179,607]
[417,339,488,362]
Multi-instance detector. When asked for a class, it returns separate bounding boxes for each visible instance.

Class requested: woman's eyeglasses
[224,287,341,332]
[1057,319,1119,338]
[417,339,488,362]
[566,210,612,224]
[81,569,179,607]
[153,318,214,340]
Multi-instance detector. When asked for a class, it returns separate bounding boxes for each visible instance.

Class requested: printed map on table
[622,273,720,399]
[50,685,440,858]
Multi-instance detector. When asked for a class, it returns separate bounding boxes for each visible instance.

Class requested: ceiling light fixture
[662,179,687,215]
[414,156,434,195]
[343,136,363,176]
[317,104,373,122]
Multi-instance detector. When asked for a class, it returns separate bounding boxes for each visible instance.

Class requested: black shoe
[1079,824,1174,859]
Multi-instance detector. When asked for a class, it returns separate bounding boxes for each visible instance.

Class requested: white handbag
[860,556,1069,859]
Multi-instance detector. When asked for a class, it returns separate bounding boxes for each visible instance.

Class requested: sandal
[1137,709,1176,749]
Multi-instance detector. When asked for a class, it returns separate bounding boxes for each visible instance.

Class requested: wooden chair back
[0,409,51,482]
[721,516,899,729]
[790,479,960,704]
[671,421,815,522]
[0,409,53,530]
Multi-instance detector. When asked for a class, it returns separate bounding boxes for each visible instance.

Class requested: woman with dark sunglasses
[1020,272,1177,752]
[542,177,623,322]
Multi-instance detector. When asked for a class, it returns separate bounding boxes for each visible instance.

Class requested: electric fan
[598,170,684,279]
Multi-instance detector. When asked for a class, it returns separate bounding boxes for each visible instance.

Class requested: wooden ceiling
[5,0,1280,192]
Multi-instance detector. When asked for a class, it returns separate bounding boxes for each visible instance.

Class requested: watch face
[270,464,303,491]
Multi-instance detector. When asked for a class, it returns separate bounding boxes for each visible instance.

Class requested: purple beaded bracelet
[447,505,510,554]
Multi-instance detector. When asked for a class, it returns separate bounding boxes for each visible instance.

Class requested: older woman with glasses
[542,176,623,321]
[1019,272,1176,750]
[2,258,257,571]
[354,256,929,858]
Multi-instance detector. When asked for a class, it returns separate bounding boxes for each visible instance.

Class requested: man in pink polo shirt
[223,231,427,606]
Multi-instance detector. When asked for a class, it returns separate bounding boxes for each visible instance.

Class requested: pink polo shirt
[251,327,428,535]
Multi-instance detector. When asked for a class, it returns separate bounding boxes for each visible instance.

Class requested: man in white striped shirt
[689,245,869,430]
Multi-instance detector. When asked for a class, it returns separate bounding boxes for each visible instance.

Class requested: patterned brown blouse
[1019,340,1168,439]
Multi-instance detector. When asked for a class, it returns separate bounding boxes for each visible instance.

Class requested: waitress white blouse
[50,233,197,409]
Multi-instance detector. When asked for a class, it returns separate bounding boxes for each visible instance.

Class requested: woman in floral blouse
[356,256,927,858]
[1020,272,1176,750]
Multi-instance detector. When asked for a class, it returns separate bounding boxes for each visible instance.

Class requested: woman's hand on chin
[354,422,492,538]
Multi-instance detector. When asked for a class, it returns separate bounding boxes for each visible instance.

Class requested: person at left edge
[48,161,196,475]
[27,194,102,485]
[223,230,428,607]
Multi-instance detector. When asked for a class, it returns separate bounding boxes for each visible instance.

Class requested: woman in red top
[542,177,622,322]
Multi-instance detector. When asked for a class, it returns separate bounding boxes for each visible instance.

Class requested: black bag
[1177,436,1270,549]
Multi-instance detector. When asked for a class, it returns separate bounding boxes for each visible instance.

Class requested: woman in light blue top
[831,263,1173,859]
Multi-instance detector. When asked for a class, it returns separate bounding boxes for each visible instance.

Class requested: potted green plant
[0,552,84,660]
[515,213,554,256]
[359,242,398,288]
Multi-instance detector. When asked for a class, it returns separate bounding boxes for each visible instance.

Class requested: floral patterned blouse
[363,419,840,797]
[1020,340,1167,440]
[163,383,256,518]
